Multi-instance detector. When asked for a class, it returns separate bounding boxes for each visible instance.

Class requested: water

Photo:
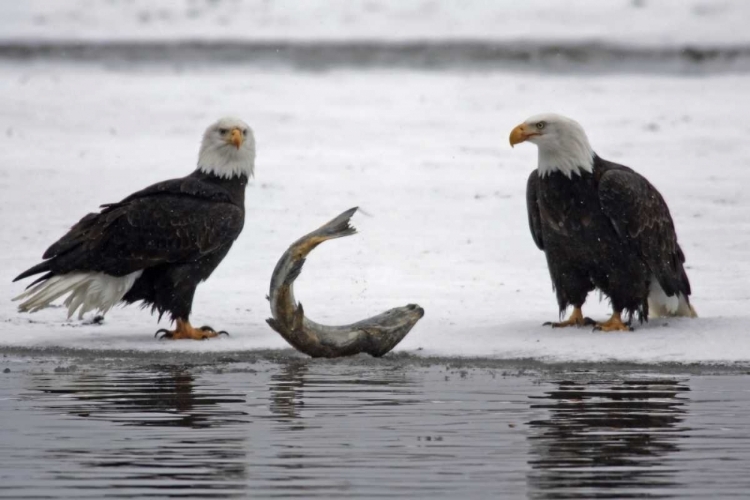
[1,354,749,499]
[3,40,748,73]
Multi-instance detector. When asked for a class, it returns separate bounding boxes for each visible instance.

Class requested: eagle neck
[189,170,247,207]
[537,139,595,179]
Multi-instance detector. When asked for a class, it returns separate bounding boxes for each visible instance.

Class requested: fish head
[361,303,425,358]
[379,303,425,329]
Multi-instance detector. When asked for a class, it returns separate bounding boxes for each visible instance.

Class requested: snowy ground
[1,0,749,48]
[1,62,749,364]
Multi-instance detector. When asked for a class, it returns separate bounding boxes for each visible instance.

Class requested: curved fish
[267,208,424,358]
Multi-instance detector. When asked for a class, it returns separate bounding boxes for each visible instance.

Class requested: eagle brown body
[15,170,246,323]
[14,117,255,340]
[511,113,696,331]
[527,155,692,323]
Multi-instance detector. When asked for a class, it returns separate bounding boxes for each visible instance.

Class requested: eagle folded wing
[598,169,687,296]
[42,194,244,277]
[526,170,545,250]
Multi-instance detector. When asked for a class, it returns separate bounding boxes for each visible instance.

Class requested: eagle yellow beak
[509,123,537,148]
[229,128,243,149]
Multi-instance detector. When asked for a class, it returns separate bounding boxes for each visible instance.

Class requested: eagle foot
[198,325,230,337]
[592,312,634,332]
[155,319,228,340]
[544,307,592,328]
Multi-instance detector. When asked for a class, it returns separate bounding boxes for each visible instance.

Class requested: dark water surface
[1,354,749,499]
[2,41,749,74]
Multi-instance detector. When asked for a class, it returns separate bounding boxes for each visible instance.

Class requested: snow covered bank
[2,0,749,49]
[3,1,750,72]
[0,64,748,364]
[4,318,750,366]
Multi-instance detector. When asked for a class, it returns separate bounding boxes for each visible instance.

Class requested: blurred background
[1,0,748,44]
[1,0,749,68]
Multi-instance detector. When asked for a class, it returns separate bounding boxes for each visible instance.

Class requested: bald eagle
[13,117,255,340]
[509,113,696,331]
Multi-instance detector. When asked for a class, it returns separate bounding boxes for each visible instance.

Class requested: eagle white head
[198,116,256,179]
[509,113,594,178]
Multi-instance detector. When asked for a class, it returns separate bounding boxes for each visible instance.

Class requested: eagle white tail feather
[13,271,142,319]
[648,277,697,319]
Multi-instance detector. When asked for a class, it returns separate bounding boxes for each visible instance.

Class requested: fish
[267,207,424,358]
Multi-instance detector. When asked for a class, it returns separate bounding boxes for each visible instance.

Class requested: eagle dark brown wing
[14,178,244,282]
[597,166,690,297]
[526,169,545,250]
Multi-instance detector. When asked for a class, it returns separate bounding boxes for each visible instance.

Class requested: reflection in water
[527,378,689,499]
[28,369,249,498]
[264,361,420,495]
[267,360,419,426]
[37,369,248,427]
[6,362,749,499]
[269,361,308,425]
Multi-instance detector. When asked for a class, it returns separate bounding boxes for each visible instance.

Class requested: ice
[1,0,749,48]
[0,64,748,364]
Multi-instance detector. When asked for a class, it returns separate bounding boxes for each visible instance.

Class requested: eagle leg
[155,319,228,340]
[592,311,634,332]
[544,307,592,328]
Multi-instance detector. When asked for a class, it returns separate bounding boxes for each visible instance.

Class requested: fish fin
[315,207,358,240]
[289,208,359,260]
[293,302,305,331]
[266,318,284,334]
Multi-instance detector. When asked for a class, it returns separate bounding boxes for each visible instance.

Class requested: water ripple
[1,362,750,498]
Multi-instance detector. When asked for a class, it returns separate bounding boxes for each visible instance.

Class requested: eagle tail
[648,277,697,318]
[13,271,143,319]
[13,261,52,283]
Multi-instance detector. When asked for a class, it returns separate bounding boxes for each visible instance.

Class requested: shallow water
[1,355,749,499]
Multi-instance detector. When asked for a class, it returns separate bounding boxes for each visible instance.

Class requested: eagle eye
[536,122,546,130]
[218,128,228,135]
[242,129,248,136]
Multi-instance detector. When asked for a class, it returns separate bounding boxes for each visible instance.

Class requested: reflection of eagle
[13,117,255,339]
[527,378,687,497]
[510,113,696,331]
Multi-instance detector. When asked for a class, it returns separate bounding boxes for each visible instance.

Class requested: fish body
[267,208,424,358]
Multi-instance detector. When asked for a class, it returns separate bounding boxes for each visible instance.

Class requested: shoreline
[0,40,749,73]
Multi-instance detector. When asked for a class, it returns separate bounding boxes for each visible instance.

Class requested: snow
[1,63,749,364]
[1,0,750,48]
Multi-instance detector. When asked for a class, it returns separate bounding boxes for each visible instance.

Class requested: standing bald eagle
[509,113,696,331]
[13,117,255,340]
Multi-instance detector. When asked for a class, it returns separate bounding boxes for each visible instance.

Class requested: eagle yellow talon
[592,312,633,332]
[156,319,226,340]
[544,307,588,328]
[198,325,230,337]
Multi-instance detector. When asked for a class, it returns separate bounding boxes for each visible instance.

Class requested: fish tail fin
[290,208,358,259]
[311,207,358,241]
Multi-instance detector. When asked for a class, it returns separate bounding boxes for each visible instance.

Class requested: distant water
[1,356,749,499]
[1,41,749,73]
